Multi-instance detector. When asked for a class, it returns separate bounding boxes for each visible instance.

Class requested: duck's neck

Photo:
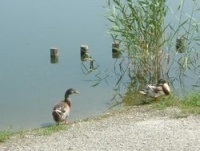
[64,96,71,107]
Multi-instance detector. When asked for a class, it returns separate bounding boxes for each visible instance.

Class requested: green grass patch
[0,124,68,143]
[0,131,14,143]
[147,93,200,115]
[122,91,200,115]
[179,93,200,114]
[151,94,181,109]
[36,124,68,136]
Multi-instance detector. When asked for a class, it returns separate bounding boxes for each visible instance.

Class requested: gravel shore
[1,105,200,151]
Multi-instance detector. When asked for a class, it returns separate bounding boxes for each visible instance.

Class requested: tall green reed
[107,0,167,84]
[165,0,200,92]
[106,0,200,104]
[107,0,200,87]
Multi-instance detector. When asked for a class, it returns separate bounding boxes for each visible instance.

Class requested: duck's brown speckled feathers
[52,101,71,123]
[139,79,170,98]
[52,88,79,124]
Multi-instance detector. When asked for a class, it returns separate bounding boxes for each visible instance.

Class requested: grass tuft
[0,124,68,142]
[179,93,200,114]
[148,93,200,115]
[0,131,14,143]
[121,91,200,115]
[36,124,68,136]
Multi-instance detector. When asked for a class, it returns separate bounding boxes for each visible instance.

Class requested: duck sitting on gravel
[139,79,170,98]
[52,88,80,125]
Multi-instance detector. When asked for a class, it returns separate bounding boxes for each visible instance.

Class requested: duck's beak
[75,90,80,94]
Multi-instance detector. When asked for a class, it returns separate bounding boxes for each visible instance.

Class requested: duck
[139,79,170,98]
[52,88,80,125]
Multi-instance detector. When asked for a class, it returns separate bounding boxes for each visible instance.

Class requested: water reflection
[81,61,99,75]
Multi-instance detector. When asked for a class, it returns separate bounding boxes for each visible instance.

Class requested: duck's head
[157,79,167,85]
[157,79,170,95]
[65,88,80,99]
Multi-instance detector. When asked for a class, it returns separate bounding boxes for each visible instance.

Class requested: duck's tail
[52,110,62,123]
[139,85,152,95]
[139,90,147,95]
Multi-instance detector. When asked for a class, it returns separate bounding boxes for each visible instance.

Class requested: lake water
[0,0,200,131]
[0,0,119,131]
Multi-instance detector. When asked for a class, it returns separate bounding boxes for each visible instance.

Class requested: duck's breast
[162,83,170,95]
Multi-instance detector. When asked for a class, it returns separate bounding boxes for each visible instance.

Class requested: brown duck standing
[52,88,80,124]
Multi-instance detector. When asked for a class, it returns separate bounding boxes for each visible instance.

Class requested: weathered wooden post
[176,37,185,53]
[112,42,122,58]
[80,45,95,70]
[80,45,92,61]
[50,47,59,63]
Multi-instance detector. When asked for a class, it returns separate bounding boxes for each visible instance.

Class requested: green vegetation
[104,0,200,113]
[122,92,200,115]
[179,93,200,114]
[107,0,167,85]
[0,124,67,143]
[36,124,68,136]
[0,131,14,143]
[106,0,200,92]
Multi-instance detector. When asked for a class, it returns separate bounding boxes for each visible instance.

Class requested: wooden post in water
[80,45,95,70]
[112,42,121,58]
[80,45,92,61]
[50,47,59,63]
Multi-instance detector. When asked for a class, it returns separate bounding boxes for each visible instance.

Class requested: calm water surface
[0,0,117,131]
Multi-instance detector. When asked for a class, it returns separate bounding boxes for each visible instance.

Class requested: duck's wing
[152,86,163,93]
[139,89,148,94]
[139,87,148,94]
[139,84,156,94]
[53,102,70,113]
[146,85,165,98]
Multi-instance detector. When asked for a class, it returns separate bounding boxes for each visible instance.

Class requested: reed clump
[107,0,167,83]
[106,0,200,105]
